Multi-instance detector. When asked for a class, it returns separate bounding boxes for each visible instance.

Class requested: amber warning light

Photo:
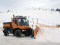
[13,14,14,17]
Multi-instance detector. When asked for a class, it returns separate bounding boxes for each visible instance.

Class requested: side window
[13,18,18,24]
[18,19,21,22]
[23,19,27,22]
[13,19,15,22]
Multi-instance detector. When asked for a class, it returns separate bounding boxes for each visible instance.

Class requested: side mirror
[27,20,29,22]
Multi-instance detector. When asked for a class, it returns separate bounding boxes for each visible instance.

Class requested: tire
[13,30,15,36]
[29,28,34,38]
[4,32,8,36]
[25,33,30,36]
[25,30,30,36]
[13,33,15,36]
[25,29,33,36]
[3,29,9,36]
[15,30,21,37]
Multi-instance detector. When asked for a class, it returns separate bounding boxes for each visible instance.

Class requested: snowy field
[0,9,60,26]
[0,9,60,45]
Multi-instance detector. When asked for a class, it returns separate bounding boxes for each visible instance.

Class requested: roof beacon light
[13,14,14,17]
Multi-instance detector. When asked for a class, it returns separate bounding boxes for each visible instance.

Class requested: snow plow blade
[32,26,39,38]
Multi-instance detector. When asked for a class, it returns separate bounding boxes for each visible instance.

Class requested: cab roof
[13,16,27,19]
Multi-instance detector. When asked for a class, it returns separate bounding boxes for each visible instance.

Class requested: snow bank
[36,26,60,42]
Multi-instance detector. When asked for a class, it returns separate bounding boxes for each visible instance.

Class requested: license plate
[22,30,26,31]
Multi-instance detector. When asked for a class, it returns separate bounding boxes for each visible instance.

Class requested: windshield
[18,18,29,25]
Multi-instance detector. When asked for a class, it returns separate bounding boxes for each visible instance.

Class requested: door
[12,18,18,29]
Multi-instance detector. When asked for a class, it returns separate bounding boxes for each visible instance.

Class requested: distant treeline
[56,8,60,12]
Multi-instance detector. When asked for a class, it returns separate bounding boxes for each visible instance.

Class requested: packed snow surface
[0,26,60,45]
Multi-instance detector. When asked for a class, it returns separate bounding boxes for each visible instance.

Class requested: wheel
[15,30,21,37]
[25,29,33,36]
[25,29,30,36]
[3,29,9,36]
[13,30,15,36]
[4,32,8,36]
[13,33,15,36]
[29,28,34,38]
[25,32,30,36]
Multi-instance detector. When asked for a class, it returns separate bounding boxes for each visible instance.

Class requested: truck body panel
[3,22,12,28]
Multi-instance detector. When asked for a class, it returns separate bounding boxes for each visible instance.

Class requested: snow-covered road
[0,27,60,45]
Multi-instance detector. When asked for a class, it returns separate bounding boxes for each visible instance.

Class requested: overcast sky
[0,0,60,11]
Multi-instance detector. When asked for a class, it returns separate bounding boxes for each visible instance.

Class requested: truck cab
[12,16,31,29]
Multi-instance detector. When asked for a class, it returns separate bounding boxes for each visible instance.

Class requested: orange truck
[3,15,34,37]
